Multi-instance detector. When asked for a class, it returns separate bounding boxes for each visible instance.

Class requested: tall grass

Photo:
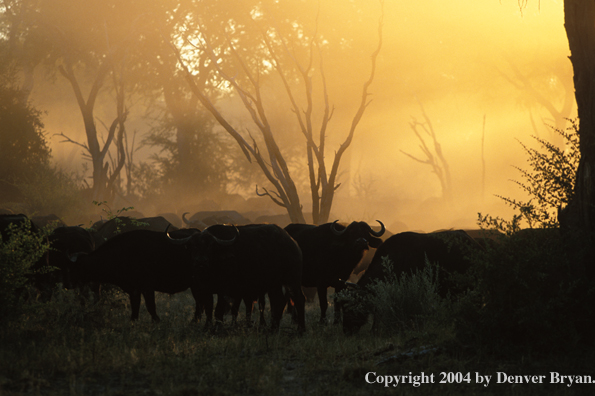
[1,279,593,395]
[0,218,49,320]
[0,287,390,395]
[338,256,452,341]
[366,256,448,334]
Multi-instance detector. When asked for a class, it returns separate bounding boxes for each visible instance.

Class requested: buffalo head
[330,220,385,250]
[166,224,239,278]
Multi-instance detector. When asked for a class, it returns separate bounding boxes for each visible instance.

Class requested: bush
[0,83,51,187]
[0,218,49,321]
[454,120,591,354]
[16,166,88,221]
[341,256,449,335]
[454,229,590,354]
[480,120,579,233]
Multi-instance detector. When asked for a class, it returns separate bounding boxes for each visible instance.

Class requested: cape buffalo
[181,210,252,230]
[91,216,178,248]
[0,213,39,240]
[33,225,96,299]
[342,230,482,334]
[69,229,200,322]
[168,223,305,331]
[284,220,385,324]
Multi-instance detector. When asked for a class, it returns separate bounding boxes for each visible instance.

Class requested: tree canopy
[0,80,50,196]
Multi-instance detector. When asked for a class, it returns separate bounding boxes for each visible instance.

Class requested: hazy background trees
[0,78,50,202]
[0,0,577,230]
[170,0,383,223]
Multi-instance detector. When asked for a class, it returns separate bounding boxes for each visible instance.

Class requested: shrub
[17,166,88,221]
[480,120,579,233]
[454,229,589,354]
[454,120,591,354]
[341,256,449,335]
[0,218,49,321]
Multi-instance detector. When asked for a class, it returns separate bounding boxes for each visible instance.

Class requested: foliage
[92,201,147,229]
[134,107,233,205]
[454,229,591,355]
[0,82,51,199]
[339,256,449,336]
[0,252,592,395]
[456,120,590,354]
[2,286,589,395]
[480,121,579,233]
[93,200,135,220]
[0,218,49,321]
[16,167,87,220]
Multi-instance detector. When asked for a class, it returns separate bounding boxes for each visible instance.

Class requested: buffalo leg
[243,297,255,326]
[245,298,252,324]
[333,283,346,325]
[190,287,203,323]
[268,287,286,331]
[317,286,329,324]
[258,294,266,327]
[214,294,229,323]
[230,297,256,326]
[287,284,306,332]
[143,290,160,322]
[285,293,294,316]
[231,298,241,325]
[202,293,214,327]
[129,290,142,321]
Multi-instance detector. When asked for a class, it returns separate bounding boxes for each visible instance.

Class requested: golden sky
[36,0,573,230]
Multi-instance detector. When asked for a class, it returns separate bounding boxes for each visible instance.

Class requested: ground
[0,288,591,395]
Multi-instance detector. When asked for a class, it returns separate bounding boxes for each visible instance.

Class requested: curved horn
[166,224,193,245]
[330,220,346,236]
[182,212,192,226]
[344,281,361,289]
[204,225,239,246]
[370,220,386,237]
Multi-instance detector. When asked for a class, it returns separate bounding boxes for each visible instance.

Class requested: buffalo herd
[1,211,512,333]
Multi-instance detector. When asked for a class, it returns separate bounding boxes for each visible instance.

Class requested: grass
[0,287,593,395]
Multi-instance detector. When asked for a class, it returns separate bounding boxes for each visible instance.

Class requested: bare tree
[55,55,128,202]
[35,0,148,202]
[499,56,575,147]
[171,6,383,224]
[401,103,452,201]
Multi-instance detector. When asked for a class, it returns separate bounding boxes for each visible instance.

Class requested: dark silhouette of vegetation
[0,80,51,203]
[458,120,592,354]
[481,121,579,233]
[0,218,49,320]
[132,107,232,210]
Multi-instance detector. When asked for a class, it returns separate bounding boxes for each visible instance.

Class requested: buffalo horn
[344,281,360,289]
[369,220,386,237]
[330,220,346,236]
[182,212,192,226]
[166,224,193,245]
[204,225,238,246]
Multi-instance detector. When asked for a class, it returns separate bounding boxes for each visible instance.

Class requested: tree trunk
[559,1,595,278]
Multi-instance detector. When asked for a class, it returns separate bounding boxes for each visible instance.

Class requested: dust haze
[22,0,574,231]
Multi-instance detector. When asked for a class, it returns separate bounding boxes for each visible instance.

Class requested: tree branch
[54,132,90,152]
[326,1,384,207]
[255,185,286,208]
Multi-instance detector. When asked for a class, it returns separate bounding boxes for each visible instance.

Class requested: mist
[11,0,573,231]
